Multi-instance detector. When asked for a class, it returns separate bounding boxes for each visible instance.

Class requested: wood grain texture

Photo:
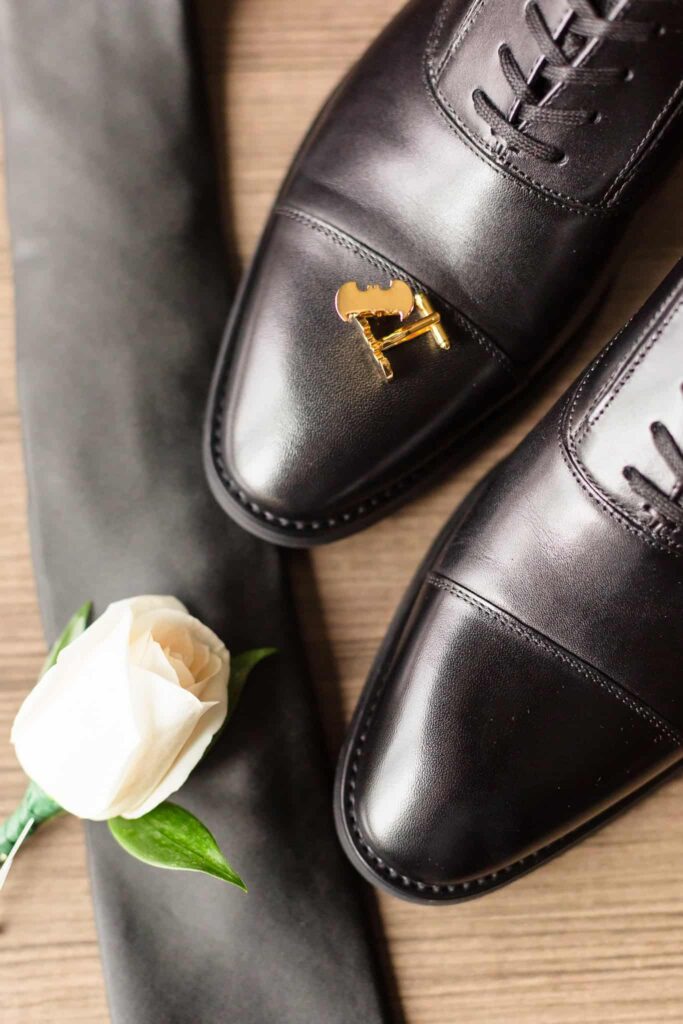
[2,1,683,1020]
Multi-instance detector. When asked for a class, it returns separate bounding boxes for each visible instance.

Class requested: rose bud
[11,596,230,819]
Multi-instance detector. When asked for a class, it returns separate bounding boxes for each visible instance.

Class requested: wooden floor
[2,1,683,1021]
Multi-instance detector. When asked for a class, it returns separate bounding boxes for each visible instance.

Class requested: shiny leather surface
[336,259,683,899]
[431,0,683,203]
[207,0,683,543]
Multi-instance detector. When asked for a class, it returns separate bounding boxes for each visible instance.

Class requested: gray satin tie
[0,2,395,1021]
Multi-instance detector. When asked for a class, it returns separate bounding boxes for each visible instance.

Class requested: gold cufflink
[335,280,450,381]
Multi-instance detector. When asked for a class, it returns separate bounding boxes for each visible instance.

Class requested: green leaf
[40,601,92,678]
[227,647,277,722]
[108,802,246,890]
[0,781,62,858]
[23,779,61,821]
[107,652,275,888]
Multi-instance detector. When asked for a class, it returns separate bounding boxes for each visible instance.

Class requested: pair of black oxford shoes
[206,0,683,903]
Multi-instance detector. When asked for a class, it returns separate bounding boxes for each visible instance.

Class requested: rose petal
[122,695,226,818]
[155,624,195,667]
[167,654,195,690]
[12,595,230,821]
[189,641,210,678]
[129,630,180,687]
[12,606,140,819]
[107,664,209,817]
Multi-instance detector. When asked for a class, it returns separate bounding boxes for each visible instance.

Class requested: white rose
[11,596,230,820]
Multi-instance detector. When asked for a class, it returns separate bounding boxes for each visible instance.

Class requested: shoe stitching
[433,0,578,154]
[572,318,636,444]
[207,208,518,537]
[426,0,616,210]
[422,48,611,217]
[346,762,682,898]
[573,296,683,438]
[559,414,683,557]
[605,73,683,204]
[343,574,681,898]
[276,206,514,370]
[425,0,683,210]
[561,287,683,556]
[431,0,484,80]
[428,574,681,744]
[571,277,683,440]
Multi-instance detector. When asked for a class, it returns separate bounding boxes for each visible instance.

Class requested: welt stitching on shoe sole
[208,210,519,535]
[276,206,513,370]
[346,755,683,898]
[562,289,683,554]
[210,376,508,535]
[425,0,681,211]
[343,575,681,898]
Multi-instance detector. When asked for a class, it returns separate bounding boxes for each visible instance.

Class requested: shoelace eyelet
[472,0,660,164]
[623,412,683,534]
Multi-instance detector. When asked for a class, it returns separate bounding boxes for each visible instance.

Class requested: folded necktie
[0,2,395,1021]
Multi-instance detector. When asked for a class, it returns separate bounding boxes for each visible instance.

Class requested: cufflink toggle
[335,280,450,381]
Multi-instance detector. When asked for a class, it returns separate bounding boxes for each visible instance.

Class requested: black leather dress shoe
[205,0,683,547]
[335,259,683,903]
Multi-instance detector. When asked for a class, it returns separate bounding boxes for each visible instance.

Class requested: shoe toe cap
[341,576,680,894]
[208,208,509,533]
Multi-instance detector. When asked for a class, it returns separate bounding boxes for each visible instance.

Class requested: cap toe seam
[276,204,516,373]
[426,573,682,745]
[342,573,680,896]
[207,204,519,536]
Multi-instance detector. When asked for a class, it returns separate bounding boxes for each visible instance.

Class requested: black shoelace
[473,0,663,163]
[623,416,683,532]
